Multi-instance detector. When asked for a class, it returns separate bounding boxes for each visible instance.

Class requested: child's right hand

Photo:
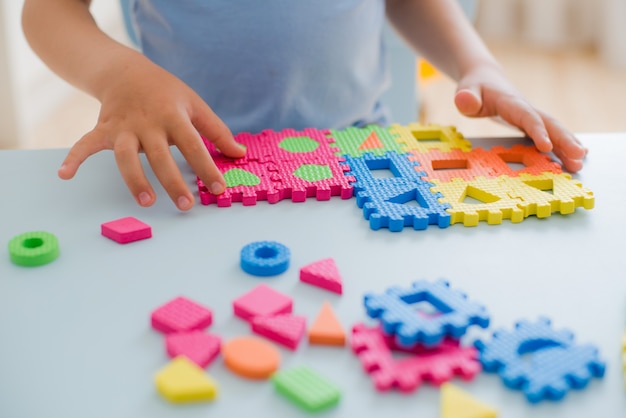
[57,56,245,211]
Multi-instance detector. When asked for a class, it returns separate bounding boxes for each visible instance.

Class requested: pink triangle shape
[165,330,222,368]
[358,131,384,150]
[251,314,307,350]
[299,258,343,294]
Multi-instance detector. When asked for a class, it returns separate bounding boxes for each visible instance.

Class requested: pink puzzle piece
[351,323,481,393]
[101,216,152,244]
[251,314,307,350]
[165,330,222,368]
[151,296,213,334]
[233,284,293,321]
[299,258,343,295]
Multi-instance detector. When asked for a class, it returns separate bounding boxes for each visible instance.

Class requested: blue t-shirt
[130,0,390,134]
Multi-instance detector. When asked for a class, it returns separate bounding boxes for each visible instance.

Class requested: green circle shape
[8,231,60,267]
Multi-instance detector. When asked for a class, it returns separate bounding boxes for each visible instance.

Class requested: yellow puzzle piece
[155,356,218,403]
[504,172,595,218]
[432,177,525,226]
[440,383,498,418]
[390,123,472,153]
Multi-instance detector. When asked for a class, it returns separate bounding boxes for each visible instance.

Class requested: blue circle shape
[240,241,290,277]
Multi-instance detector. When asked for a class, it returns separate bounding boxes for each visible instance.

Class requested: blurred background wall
[0,0,625,149]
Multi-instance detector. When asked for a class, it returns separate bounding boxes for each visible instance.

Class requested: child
[22,0,587,211]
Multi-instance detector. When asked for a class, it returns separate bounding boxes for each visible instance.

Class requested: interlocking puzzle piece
[101,216,152,244]
[8,231,59,267]
[328,125,404,157]
[272,366,341,412]
[431,177,525,226]
[364,279,489,347]
[155,356,218,403]
[351,324,481,392]
[165,331,221,368]
[478,144,562,177]
[199,129,354,205]
[308,302,346,346]
[299,258,343,294]
[151,296,213,334]
[274,158,355,202]
[504,172,595,218]
[343,152,451,231]
[222,336,281,379]
[251,314,307,350]
[391,123,472,153]
[233,284,293,321]
[240,241,291,276]
[440,383,498,418]
[198,157,283,206]
[407,149,497,182]
[475,317,606,403]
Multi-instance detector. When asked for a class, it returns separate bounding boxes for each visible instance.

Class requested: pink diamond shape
[101,216,152,244]
[151,296,213,334]
[233,284,293,321]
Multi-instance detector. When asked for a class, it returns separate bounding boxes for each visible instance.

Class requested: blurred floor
[26,40,626,149]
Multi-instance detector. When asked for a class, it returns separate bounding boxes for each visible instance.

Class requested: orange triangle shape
[358,131,384,150]
[308,302,345,346]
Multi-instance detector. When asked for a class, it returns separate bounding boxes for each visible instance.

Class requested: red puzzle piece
[351,323,481,393]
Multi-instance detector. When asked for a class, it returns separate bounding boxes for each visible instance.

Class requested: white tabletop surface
[1,133,625,418]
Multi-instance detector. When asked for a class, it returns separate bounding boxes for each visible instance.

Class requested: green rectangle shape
[272,366,341,412]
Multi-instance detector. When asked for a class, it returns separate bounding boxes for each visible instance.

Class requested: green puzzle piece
[223,168,261,187]
[272,366,341,412]
[293,164,333,182]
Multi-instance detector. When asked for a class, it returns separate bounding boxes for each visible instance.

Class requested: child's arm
[22,0,245,211]
[386,0,587,172]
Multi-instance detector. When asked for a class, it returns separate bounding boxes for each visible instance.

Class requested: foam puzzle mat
[198,124,594,230]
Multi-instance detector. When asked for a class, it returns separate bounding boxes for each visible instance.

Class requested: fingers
[190,99,246,159]
[540,112,587,173]
[113,133,156,207]
[495,95,552,153]
[454,87,483,116]
[58,130,109,179]
[141,132,195,211]
[174,121,227,195]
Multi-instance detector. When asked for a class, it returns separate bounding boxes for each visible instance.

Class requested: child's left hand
[453,64,587,173]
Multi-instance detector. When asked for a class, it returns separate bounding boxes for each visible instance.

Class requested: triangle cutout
[358,131,384,150]
[299,258,343,294]
[308,302,346,346]
[251,314,307,350]
[440,383,497,418]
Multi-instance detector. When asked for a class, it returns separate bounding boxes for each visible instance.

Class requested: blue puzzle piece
[474,317,605,403]
[343,152,451,231]
[364,279,490,347]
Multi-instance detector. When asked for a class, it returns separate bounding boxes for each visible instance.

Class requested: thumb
[454,84,483,117]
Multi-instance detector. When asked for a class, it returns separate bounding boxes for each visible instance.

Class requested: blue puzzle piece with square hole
[364,279,490,347]
[342,152,451,231]
[474,317,606,403]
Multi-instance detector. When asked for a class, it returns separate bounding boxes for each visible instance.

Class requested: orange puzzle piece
[308,302,346,346]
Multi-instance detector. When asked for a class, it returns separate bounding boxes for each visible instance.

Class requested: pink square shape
[101,216,152,244]
[151,296,213,334]
[233,284,293,321]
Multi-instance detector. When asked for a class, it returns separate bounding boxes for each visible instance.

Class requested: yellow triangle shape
[155,356,218,403]
[440,383,497,418]
[308,301,345,346]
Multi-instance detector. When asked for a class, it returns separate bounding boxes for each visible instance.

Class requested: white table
[1,133,625,418]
